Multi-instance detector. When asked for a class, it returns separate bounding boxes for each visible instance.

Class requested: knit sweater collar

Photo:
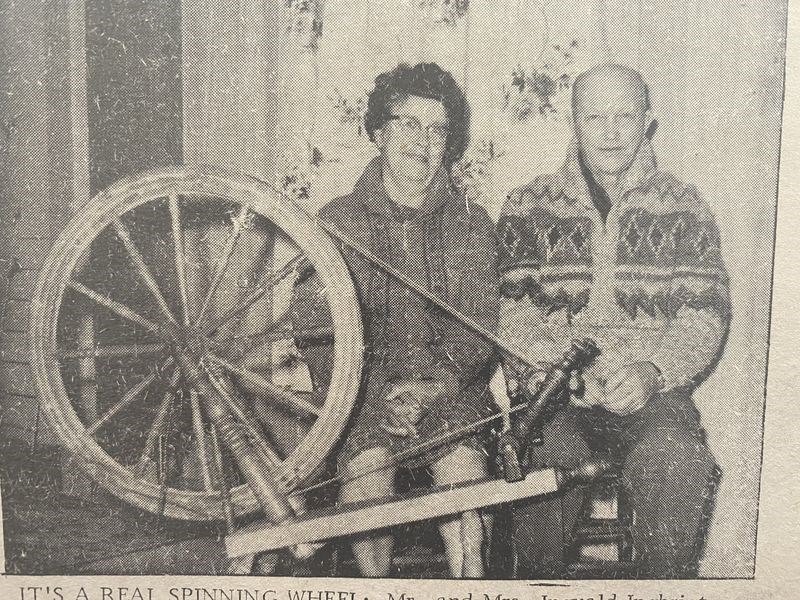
[560,138,658,209]
[353,155,452,219]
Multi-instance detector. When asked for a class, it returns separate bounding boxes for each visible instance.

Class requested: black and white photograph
[0,0,790,587]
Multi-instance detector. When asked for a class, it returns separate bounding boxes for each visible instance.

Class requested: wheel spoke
[87,375,156,435]
[87,357,174,435]
[67,281,169,340]
[190,389,214,491]
[205,352,320,417]
[155,431,172,526]
[209,424,236,530]
[196,203,252,327]
[58,342,168,360]
[169,195,192,326]
[112,217,179,326]
[155,375,186,527]
[134,369,181,479]
[202,253,309,337]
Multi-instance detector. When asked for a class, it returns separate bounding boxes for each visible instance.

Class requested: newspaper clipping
[0,0,797,599]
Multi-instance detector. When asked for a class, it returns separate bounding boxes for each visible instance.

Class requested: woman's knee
[339,447,396,502]
[431,445,489,485]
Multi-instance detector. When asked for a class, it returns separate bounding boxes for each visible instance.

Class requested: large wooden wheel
[29,167,363,521]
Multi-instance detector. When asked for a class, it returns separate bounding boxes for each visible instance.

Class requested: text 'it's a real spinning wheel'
[29,167,364,522]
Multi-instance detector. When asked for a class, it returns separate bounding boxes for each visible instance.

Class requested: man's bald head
[570,64,653,177]
[571,63,651,116]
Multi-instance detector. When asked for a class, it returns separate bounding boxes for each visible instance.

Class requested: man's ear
[645,114,659,140]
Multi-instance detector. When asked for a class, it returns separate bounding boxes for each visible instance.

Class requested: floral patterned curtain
[273,0,610,215]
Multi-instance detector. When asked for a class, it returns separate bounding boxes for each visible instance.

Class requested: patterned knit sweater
[497,140,730,391]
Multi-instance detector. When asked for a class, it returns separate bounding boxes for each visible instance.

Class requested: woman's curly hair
[364,62,470,168]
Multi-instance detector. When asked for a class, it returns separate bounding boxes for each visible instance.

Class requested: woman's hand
[380,379,444,437]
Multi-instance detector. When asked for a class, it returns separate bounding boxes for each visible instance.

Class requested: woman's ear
[373,126,388,150]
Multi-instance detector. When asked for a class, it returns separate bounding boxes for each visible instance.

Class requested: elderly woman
[293,62,499,577]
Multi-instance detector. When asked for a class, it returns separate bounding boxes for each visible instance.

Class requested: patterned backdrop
[272,0,608,216]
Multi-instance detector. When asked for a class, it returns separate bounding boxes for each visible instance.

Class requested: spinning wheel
[29,167,610,561]
[29,168,363,522]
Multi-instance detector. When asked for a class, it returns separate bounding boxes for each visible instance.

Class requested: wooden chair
[565,472,639,579]
[565,464,722,579]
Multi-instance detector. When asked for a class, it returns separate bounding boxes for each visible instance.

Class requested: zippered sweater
[497,140,730,391]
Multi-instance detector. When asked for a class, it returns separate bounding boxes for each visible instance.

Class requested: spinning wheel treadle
[29,168,363,522]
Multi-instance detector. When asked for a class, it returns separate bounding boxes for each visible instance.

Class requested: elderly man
[497,63,729,578]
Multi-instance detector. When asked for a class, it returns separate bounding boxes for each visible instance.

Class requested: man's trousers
[510,390,718,578]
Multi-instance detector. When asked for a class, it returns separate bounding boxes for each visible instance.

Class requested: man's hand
[380,379,444,437]
[570,372,607,409]
[601,362,664,416]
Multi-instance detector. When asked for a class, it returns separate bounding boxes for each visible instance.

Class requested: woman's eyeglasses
[386,115,449,146]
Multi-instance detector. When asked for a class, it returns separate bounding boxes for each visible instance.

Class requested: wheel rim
[30,167,363,521]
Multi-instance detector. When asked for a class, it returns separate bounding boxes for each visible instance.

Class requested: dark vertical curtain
[86,0,183,192]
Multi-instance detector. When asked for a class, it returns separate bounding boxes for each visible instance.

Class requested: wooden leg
[63,313,99,500]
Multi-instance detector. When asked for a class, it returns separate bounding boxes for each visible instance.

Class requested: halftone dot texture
[0,0,786,578]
